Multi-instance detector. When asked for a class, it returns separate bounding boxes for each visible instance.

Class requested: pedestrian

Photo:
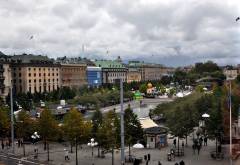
[218,145,222,153]
[173,139,176,148]
[192,144,196,155]
[175,163,179,165]
[18,139,20,148]
[182,141,184,148]
[199,137,203,147]
[197,143,201,155]
[179,160,185,165]
[64,149,70,161]
[1,141,4,150]
[147,153,151,161]
[158,161,162,165]
[171,149,175,160]
[204,136,208,146]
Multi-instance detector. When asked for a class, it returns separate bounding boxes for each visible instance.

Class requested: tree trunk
[129,144,131,161]
[70,142,73,153]
[112,147,114,165]
[44,140,47,150]
[76,139,78,165]
[23,142,25,156]
[178,136,180,155]
[47,143,50,161]
[185,135,188,146]
[97,146,100,157]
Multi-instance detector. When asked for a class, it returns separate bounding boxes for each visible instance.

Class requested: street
[0,153,41,165]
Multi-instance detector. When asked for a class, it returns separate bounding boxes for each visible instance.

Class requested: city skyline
[0,0,239,67]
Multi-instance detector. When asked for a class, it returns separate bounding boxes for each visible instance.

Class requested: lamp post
[31,132,40,159]
[202,113,210,135]
[88,138,98,165]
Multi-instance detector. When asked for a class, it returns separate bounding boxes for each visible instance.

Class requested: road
[84,98,173,119]
[101,98,172,117]
[0,153,42,165]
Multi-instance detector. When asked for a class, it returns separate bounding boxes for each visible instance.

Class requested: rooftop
[94,60,125,68]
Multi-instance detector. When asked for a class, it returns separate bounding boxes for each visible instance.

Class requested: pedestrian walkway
[0,138,238,165]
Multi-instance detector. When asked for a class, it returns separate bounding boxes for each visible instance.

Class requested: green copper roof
[94,60,125,68]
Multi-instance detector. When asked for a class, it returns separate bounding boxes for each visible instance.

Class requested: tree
[38,109,59,161]
[139,84,147,94]
[91,108,103,156]
[124,105,143,158]
[63,108,91,152]
[98,110,120,163]
[16,110,36,156]
[0,106,10,145]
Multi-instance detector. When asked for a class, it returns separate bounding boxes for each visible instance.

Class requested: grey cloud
[0,0,239,66]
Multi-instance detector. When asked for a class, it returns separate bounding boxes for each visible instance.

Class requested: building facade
[10,54,61,94]
[128,61,174,82]
[11,64,61,94]
[127,68,141,83]
[94,60,127,84]
[87,66,102,87]
[61,64,87,88]
[224,69,238,80]
[0,63,11,99]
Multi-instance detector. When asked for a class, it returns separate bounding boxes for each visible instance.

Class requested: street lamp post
[88,138,98,165]
[10,85,14,154]
[31,132,40,159]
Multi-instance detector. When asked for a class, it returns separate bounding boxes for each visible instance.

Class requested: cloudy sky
[0,0,239,66]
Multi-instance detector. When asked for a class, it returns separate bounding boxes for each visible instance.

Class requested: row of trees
[0,105,143,161]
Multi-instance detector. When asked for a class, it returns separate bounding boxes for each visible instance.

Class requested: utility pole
[120,79,125,164]
[10,85,14,154]
[229,80,232,165]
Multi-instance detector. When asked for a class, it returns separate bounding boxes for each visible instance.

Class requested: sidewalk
[0,138,238,165]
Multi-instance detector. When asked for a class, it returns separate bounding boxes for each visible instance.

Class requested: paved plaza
[1,137,239,165]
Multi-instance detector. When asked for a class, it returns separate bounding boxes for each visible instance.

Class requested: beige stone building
[0,63,12,99]
[61,63,87,88]
[11,63,61,94]
[127,68,141,83]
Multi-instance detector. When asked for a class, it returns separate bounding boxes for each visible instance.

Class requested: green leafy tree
[124,105,143,157]
[98,110,120,161]
[38,109,59,161]
[139,84,147,94]
[0,106,10,145]
[63,108,91,152]
[16,111,36,156]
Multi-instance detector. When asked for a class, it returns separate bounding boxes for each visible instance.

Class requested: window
[34,68,36,71]
[34,79,36,83]
[19,73,21,77]
[29,87,31,93]
[52,73,54,76]
[44,73,46,76]
[18,68,21,71]
[34,73,36,77]
[48,79,50,82]
[29,80,31,83]
[48,73,50,76]
[19,79,22,83]
[28,68,31,71]
[39,68,41,71]
[39,79,41,82]
[29,73,31,77]
[39,73,41,76]
[13,73,16,77]
[53,79,55,82]
[43,68,45,71]
[52,68,54,71]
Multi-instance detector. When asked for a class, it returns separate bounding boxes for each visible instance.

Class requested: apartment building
[61,63,87,88]
[94,60,127,84]
[11,54,61,94]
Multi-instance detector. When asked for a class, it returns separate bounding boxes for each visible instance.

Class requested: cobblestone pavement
[0,137,239,165]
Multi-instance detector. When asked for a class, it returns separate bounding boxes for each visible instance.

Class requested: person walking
[173,139,176,148]
[197,143,201,155]
[1,141,4,150]
[175,163,179,165]
[204,136,208,146]
[179,160,185,165]
[158,161,162,165]
[182,141,184,148]
[199,137,203,147]
[192,144,196,155]
[64,149,70,161]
